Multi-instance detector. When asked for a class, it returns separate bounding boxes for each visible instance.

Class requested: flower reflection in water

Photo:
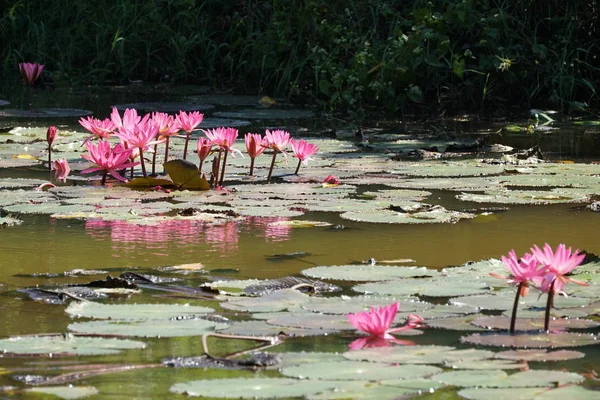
[246,217,292,242]
[204,223,240,252]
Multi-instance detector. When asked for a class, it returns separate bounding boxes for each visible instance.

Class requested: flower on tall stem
[53,158,70,182]
[203,127,243,186]
[261,129,291,183]
[81,140,140,185]
[530,243,587,331]
[196,137,213,174]
[114,120,163,178]
[46,126,57,172]
[244,133,265,177]
[491,250,545,333]
[110,107,144,132]
[175,111,204,160]
[78,116,116,144]
[18,63,44,86]
[346,302,423,350]
[290,138,318,174]
[151,112,181,175]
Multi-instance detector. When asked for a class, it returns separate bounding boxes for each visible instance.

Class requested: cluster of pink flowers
[491,243,587,332]
[78,107,320,187]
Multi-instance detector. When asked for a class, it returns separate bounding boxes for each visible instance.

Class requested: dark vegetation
[1,0,599,115]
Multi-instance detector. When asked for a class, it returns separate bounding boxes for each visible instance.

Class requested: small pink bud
[47,126,57,146]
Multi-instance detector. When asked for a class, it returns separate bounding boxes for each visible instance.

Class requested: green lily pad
[266,313,350,332]
[214,109,314,120]
[448,359,526,370]
[300,296,427,315]
[0,108,92,118]
[301,265,436,281]
[278,352,347,367]
[458,386,598,400]
[353,276,494,297]
[216,320,329,337]
[391,162,505,177]
[340,207,475,224]
[281,361,441,381]
[457,189,591,204]
[170,378,340,399]
[388,177,500,191]
[307,381,432,400]
[113,102,214,112]
[0,178,49,189]
[27,386,99,399]
[65,302,214,321]
[460,332,599,348]
[494,349,585,362]
[431,369,583,388]
[68,317,229,337]
[471,316,600,331]
[0,216,22,227]
[164,160,210,190]
[426,314,489,331]
[221,289,311,312]
[344,345,495,365]
[3,203,96,215]
[0,335,145,356]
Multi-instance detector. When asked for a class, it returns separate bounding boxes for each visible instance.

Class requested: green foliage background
[1,0,599,114]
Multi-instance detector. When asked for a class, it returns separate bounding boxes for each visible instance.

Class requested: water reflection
[84,216,292,255]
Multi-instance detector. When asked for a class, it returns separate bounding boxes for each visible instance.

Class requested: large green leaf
[164,160,209,190]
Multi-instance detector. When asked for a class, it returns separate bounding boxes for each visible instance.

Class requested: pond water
[0,86,599,399]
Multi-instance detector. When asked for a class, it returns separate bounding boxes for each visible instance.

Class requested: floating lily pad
[300,296,427,315]
[340,207,475,224]
[214,109,315,120]
[68,317,229,337]
[65,302,214,321]
[307,381,431,400]
[391,162,505,177]
[471,316,600,331]
[0,216,22,227]
[301,265,435,281]
[113,102,214,112]
[0,108,92,118]
[449,292,591,311]
[27,386,99,399]
[186,94,268,106]
[171,378,344,399]
[281,361,441,381]
[353,276,493,297]
[494,349,585,362]
[243,277,341,296]
[2,203,96,215]
[202,279,261,295]
[458,386,597,400]
[388,177,500,191]
[460,332,599,348]
[278,352,347,367]
[431,369,583,388]
[344,345,495,365]
[216,320,328,337]
[0,335,145,356]
[457,189,591,204]
[221,289,311,312]
[426,314,489,331]
[448,359,526,370]
[193,117,251,128]
[266,313,350,332]
[0,178,49,189]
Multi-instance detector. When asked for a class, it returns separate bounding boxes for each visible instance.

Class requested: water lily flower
[81,140,140,185]
[290,138,319,174]
[203,127,243,186]
[110,107,145,132]
[150,112,181,174]
[53,158,70,182]
[18,62,44,85]
[196,137,213,174]
[78,116,116,143]
[114,120,163,178]
[346,302,423,350]
[175,111,204,160]
[46,126,57,171]
[261,129,291,183]
[491,249,545,333]
[529,243,587,331]
[245,133,265,176]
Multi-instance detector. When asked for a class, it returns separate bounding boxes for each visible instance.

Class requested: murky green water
[1,86,599,399]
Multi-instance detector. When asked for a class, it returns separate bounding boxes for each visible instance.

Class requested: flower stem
[213,150,222,188]
[183,131,190,160]
[101,171,107,186]
[48,147,52,172]
[294,159,302,175]
[151,144,158,176]
[164,137,170,165]
[510,282,523,334]
[266,152,278,183]
[219,151,228,186]
[544,280,555,331]
[139,149,147,178]
[249,158,255,176]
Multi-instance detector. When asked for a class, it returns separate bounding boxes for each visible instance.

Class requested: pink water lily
[81,140,140,185]
[110,107,145,132]
[322,174,340,186]
[176,111,204,160]
[290,138,319,174]
[203,127,243,186]
[346,302,423,341]
[45,126,57,171]
[196,137,213,174]
[79,116,116,143]
[245,133,265,177]
[530,243,587,294]
[150,112,181,173]
[53,158,70,182]
[261,129,291,183]
[114,120,163,177]
[19,62,44,85]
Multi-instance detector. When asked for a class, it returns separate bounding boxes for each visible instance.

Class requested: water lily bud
[47,126,57,146]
